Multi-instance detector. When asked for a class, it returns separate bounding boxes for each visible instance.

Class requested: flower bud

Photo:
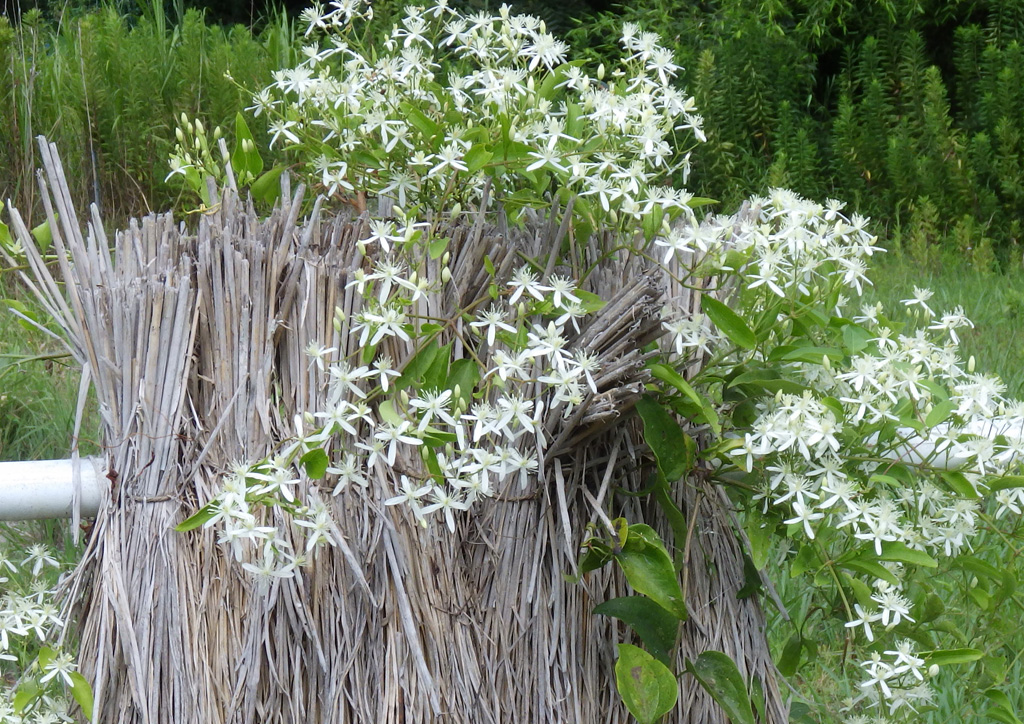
[213,126,223,140]
[333,316,342,332]
[441,251,450,267]
[597,63,605,80]
[968,355,976,373]
[195,119,205,135]
[441,267,452,284]
[928,664,939,678]
[822,354,830,371]
[180,111,189,127]
[400,390,410,407]
[303,411,315,425]
[175,127,184,143]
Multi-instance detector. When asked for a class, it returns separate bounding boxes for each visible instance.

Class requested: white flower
[900,286,935,317]
[420,488,469,533]
[410,389,458,431]
[374,421,423,465]
[783,500,824,539]
[39,651,77,687]
[508,266,551,304]
[22,545,59,578]
[470,305,517,346]
[845,603,881,642]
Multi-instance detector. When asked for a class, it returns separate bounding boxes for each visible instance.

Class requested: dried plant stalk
[6,139,786,724]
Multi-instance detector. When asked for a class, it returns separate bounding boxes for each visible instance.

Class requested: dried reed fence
[6,139,786,723]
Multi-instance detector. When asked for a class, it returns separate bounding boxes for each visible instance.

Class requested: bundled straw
[5,139,785,723]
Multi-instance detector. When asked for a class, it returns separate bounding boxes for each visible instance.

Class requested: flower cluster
[191,209,603,580]
[253,0,701,229]
[0,544,83,723]
[653,189,1022,720]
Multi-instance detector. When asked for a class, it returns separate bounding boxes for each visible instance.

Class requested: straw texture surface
[6,140,786,723]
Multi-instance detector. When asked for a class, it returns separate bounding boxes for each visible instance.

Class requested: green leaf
[878,541,938,568]
[635,396,694,481]
[422,341,452,391]
[377,399,401,426]
[727,369,807,395]
[69,672,95,722]
[401,102,441,139]
[580,539,613,573]
[594,596,679,666]
[31,217,54,252]
[985,689,1022,724]
[940,470,979,498]
[615,644,679,724]
[776,345,845,364]
[13,680,40,715]
[232,112,263,180]
[987,706,1024,724]
[840,322,873,354]
[399,340,441,390]
[687,196,717,210]
[428,236,449,259]
[989,475,1024,492]
[648,366,720,436]
[702,296,756,350]
[445,358,480,409]
[616,524,688,620]
[463,144,493,174]
[959,556,1003,583]
[38,646,55,668]
[922,648,985,666]
[250,165,286,206]
[300,448,329,479]
[924,399,957,429]
[789,544,820,577]
[777,634,802,677]
[686,651,755,724]
[643,205,665,241]
[843,558,901,586]
[918,592,945,623]
[743,512,773,571]
[175,502,218,532]
[650,365,701,406]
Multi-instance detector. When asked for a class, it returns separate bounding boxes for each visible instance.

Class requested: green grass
[0,280,99,463]
[0,2,298,229]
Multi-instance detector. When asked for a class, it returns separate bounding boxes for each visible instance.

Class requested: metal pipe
[0,458,103,520]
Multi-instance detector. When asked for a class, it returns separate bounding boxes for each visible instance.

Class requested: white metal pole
[0,458,103,520]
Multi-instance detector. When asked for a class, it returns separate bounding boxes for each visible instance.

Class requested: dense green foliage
[0,0,296,227]
[568,0,1024,267]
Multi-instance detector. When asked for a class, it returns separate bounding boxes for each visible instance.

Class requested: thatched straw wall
[7,140,787,723]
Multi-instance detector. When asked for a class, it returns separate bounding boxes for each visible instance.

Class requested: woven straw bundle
[5,139,785,723]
